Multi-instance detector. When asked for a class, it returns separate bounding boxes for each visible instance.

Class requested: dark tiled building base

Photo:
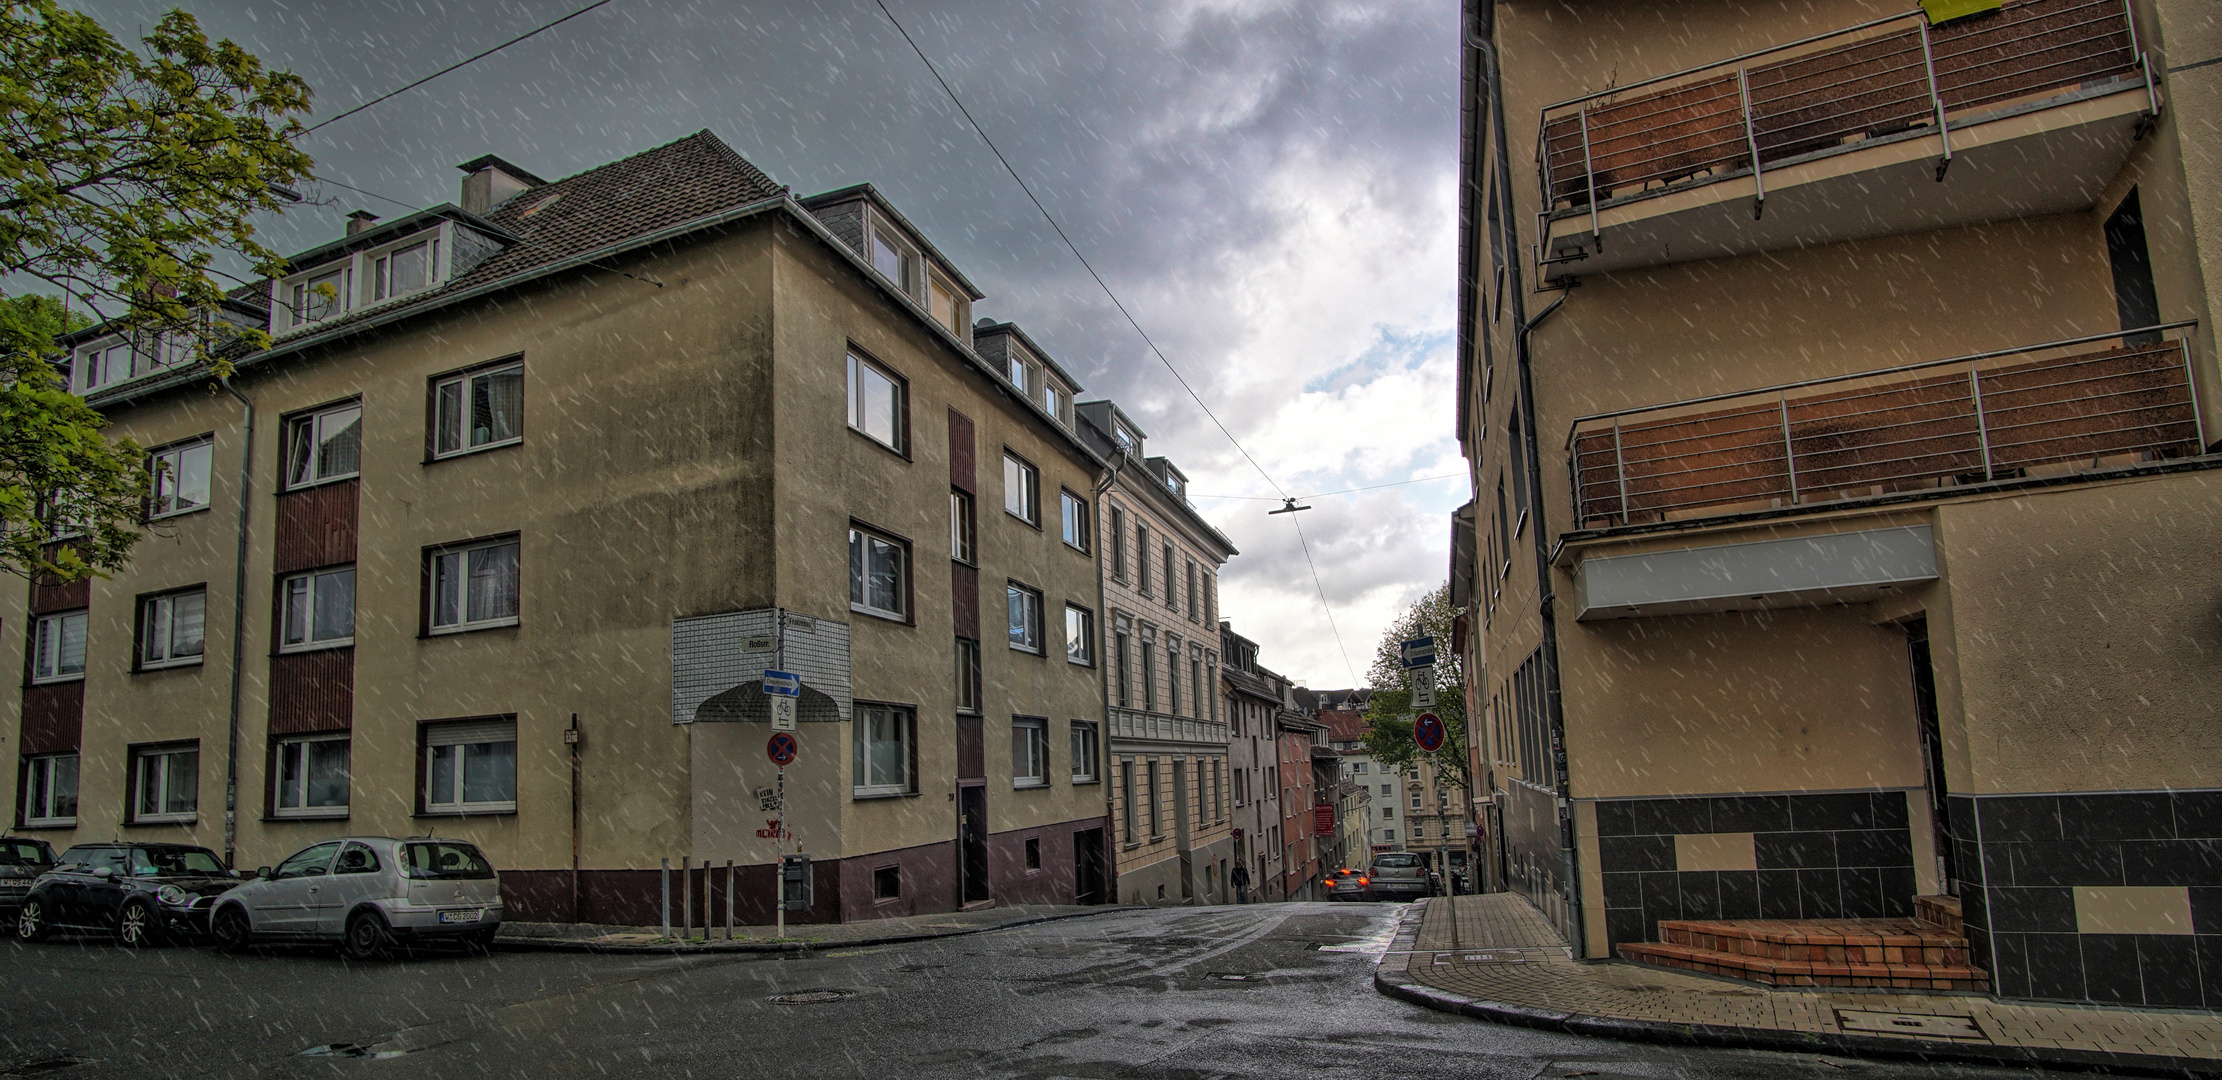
[1597,791,1917,954]
[1951,790,2222,1008]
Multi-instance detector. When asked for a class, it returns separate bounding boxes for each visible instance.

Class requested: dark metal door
[1072,827,1105,905]
[960,786,989,904]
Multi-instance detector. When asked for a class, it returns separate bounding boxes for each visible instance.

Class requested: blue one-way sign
[761,669,802,696]
[1400,636,1436,669]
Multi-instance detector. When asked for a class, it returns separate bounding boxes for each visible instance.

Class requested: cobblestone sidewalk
[497,903,1127,953]
[1376,895,2222,1077]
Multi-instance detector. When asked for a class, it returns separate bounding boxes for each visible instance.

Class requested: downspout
[217,376,254,871]
[1475,0,1586,957]
[1091,448,1130,903]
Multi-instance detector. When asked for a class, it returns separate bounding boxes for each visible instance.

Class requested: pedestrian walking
[1230,863,1250,904]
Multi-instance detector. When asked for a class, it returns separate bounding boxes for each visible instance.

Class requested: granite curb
[493,905,1139,956]
[1371,901,2222,1079]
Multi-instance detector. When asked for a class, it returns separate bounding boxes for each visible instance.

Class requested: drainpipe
[1474,0,1586,957]
[1091,447,1130,903]
[217,376,254,871]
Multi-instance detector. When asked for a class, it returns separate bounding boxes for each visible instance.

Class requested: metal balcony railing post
[2178,338,2209,452]
[1737,63,1765,220]
[1918,18,1953,181]
[1612,418,1630,523]
[1577,104,1602,250]
[1777,392,1799,503]
[2122,0,2160,118]
[1969,369,1995,479]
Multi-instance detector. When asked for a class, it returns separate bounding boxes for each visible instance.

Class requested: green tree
[0,2,314,580]
[1359,584,1469,791]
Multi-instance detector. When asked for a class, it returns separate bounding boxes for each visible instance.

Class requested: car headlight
[157,885,189,906]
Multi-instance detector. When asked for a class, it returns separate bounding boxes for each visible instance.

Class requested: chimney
[345,210,379,236]
[457,154,546,215]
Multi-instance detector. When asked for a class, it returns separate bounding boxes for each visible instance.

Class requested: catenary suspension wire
[871,0,1363,684]
[303,0,623,134]
[1191,473,1467,502]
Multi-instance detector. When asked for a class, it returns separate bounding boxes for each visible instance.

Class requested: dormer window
[273,222,457,336]
[73,330,194,394]
[1042,382,1063,423]
[1166,474,1183,498]
[1114,425,1136,452]
[870,223,917,294]
[289,266,347,326]
[927,271,965,335]
[1007,354,1032,393]
[371,235,437,302]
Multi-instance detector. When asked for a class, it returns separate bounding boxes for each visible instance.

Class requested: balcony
[1536,0,2155,280]
[1567,324,2206,531]
[1107,707,1228,750]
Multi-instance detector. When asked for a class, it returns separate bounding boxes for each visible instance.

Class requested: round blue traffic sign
[1413,712,1446,752]
[767,731,798,766]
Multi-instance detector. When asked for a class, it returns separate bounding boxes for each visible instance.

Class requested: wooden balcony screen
[1572,340,2199,528]
[1541,0,2138,209]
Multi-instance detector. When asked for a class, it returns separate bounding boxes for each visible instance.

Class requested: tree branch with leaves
[1359,584,1469,792]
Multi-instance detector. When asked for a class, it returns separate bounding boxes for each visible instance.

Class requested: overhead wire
[871,0,1360,687]
[1191,473,1467,502]
[303,0,624,135]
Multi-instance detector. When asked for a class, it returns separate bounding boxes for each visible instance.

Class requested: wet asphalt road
[2,902,2069,1079]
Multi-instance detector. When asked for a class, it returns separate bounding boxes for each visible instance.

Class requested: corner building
[1459,0,2222,1006]
[5,132,1113,924]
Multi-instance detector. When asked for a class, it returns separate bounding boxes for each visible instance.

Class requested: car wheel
[211,907,252,954]
[342,910,392,962]
[117,899,160,948]
[17,897,50,942]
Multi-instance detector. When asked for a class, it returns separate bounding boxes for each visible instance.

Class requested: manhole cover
[769,989,855,1004]
[1835,1009,1986,1040]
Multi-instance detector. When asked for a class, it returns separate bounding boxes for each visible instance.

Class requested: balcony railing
[1539,0,2150,235]
[1107,706,1228,748]
[1568,324,2206,529]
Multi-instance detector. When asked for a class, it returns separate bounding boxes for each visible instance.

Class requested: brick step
[1619,940,1991,991]
[1659,918,1969,967]
[1913,894,1964,936]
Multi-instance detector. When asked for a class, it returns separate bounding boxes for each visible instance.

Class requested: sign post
[765,731,799,936]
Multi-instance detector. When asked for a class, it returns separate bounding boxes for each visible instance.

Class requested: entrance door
[1073,827,1105,904]
[959,785,989,904]
[1906,619,1956,892]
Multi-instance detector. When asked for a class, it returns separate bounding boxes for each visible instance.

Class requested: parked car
[16,842,239,946]
[208,837,504,959]
[1367,852,1432,900]
[1324,867,1373,901]
[1,836,59,917]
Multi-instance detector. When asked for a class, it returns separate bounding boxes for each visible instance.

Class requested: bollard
[682,856,693,940]
[725,860,735,940]
[660,858,671,938]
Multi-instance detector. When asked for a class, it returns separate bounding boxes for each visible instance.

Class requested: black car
[16,842,240,946]
[0,836,58,916]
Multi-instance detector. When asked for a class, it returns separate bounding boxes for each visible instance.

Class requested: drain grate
[769,988,855,1004]
[1836,1009,1987,1040]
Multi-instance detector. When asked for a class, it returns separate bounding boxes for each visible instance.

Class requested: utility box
[780,853,812,911]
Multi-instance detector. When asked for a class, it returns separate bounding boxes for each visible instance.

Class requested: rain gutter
[217,376,254,871]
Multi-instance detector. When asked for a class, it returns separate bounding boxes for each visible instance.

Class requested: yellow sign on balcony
[1922,0,2003,23]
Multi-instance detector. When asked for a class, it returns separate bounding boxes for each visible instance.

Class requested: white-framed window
[31,610,87,684]
[846,351,906,453]
[281,566,356,651]
[1064,604,1093,666]
[853,703,913,796]
[1113,424,1137,453]
[428,536,520,633]
[1012,718,1047,787]
[1383,829,1395,842]
[1070,721,1098,784]
[1007,581,1043,653]
[368,233,438,304]
[950,489,975,563]
[927,272,964,333]
[1059,490,1089,551]
[955,637,981,714]
[869,220,918,295]
[273,734,349,817]
[1003,453,1038,524]
[1353,761,1369,775]
[148,437,213,518]
[138,588,206,670]
[1006,353,1031,393]
[284,400,362,488]
[433,361,524,458]
[422,718,516,814]
[849,525,909,621]
[73,331,192,393]
[1042,382,1063,422]
[284,264,348,330]
[22,753,78,826]
[273,224,456,336]
[130,744,199,824]
[1412,792,1423,810]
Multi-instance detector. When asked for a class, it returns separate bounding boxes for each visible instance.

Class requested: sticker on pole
[767,731,798,766]
[1413,711,1447,752]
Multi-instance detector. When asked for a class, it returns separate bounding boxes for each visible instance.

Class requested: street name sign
[761,669,802,696]
[1413,711,1447,752]
[1400,636,1436,669]
[767,731,799,766]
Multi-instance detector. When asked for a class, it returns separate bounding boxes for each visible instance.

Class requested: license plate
[439,909,480,924]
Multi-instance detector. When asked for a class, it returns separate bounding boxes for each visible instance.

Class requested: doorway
[1905,619,1956,893]
[1073,827,1105,904]
[960,785,989,905]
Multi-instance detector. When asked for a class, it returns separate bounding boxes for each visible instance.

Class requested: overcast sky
[87,0,1463,688]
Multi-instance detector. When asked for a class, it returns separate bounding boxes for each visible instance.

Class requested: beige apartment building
[4,131,1115,924]
[1460,0,2221,1007]
[1075,401,1237,905]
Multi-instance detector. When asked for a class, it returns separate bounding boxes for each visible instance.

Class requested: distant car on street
[0,836,58,917]
[1323,868,1373,901]
[1366,852,1432,900]
[15,842,238,946]
[208,836,504,960]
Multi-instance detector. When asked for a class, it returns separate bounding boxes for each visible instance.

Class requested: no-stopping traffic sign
[1413,711,1446,753]
[767,731,799,766]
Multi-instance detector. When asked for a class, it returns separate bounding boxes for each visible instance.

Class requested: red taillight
[1359,877,1369,886]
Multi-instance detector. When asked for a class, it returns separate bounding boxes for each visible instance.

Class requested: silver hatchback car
[210,836,503,959]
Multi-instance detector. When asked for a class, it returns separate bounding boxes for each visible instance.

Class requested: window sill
[1013,781,1049,790]
[1071,777,1100,786]
[281,472,361,494]
[1063,541,1089,555]
[1004,510,1042,531]
[425,618,521,638]
[852,790,919,801]
[147,505,212,523]
[126,816,197,827]
[277,640,354,656]
[136,659,205,673]
[846,425,912,462]
[850,606,914,626]
[268,810,350,821]
[28,676,86,688]
[18,820,75,830]
[429,436,524,465]
[415,807,518,818]
[1008,645,1045,657]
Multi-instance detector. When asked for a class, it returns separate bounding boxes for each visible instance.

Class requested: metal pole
[2178,339,2208,451]
[1969,369,1995,479]
[1918,19,1952,180]
[682,856,692,940]
[1577,104,1601,250]
[660,858,671,939]
[2122,0,2160,118]
[1612,417,1629,523]
[1736,63,1765,219]
[1778,392,1799,503]
[775,766,786,940]
[216,378,254,873]
[569,714,581,924]
[725,859,735,940]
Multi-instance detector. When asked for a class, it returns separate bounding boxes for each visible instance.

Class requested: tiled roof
[1318,707,1370,744]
